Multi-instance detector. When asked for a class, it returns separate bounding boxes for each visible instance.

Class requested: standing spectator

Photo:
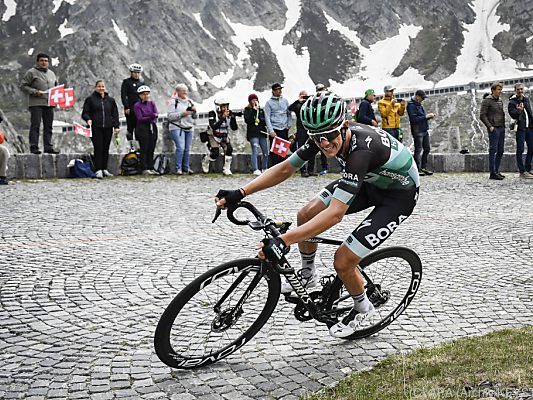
[508,83,533,179]
[202,99,238,175]
[121,63,143,141]
[167,83,196,175]
[315,83,330,174]
[19,53,59,154]
[133,85,159,175]
[243,93,268,175]
[357,89,378,127]
[378,85,406,141]
[264,83,291,167]
[81,80,120,179]
[407,90,435,176]
[480,82,506,180]
[289,90,316,177]
[0,127,9,185]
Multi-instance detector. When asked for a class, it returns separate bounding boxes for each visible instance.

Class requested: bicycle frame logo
[281,262,312,305]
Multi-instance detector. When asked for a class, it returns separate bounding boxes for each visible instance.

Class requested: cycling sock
[352,291,372,313]
[300,251,316,279]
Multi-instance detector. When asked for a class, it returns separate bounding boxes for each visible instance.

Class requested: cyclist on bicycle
[215,92,419,338]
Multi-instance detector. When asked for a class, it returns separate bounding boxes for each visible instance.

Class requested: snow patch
[52,0,76,14]
[438,0,532,86]
[112,19,128,46]
[58,18,74,38]
[27,47,33,55]
[527,34,533,43]
[51,57,59,66]
[2,0,16,22]
[192,13,216,40]
[30,25,37,34]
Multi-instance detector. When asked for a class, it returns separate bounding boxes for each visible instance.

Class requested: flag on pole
[349,98,357,119]
[59,88,75,109]
[48,85,65,107]
[270,136,291,158]
[73,122,92,138]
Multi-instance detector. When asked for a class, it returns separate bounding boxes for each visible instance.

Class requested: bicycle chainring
[293,292,323,322]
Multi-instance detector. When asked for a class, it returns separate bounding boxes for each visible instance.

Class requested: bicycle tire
[154,258,281,369]
[324,247,422,340]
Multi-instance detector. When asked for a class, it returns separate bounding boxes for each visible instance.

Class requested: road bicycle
[154,201,422,369]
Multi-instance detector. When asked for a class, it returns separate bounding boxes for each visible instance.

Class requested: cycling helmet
[129,63,143,72]
[137,85,151,93]
[300,92,346,134]
[214,98,229,112]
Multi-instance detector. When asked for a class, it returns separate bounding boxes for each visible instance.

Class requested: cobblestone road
[1,173,531,399]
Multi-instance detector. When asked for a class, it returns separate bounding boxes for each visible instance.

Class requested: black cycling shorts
[316,180,419,257]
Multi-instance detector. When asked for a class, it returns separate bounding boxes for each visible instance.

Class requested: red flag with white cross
[270,136,291,158]
[59,88,75,109]
[48,85,65,107]
[73,122,91,138]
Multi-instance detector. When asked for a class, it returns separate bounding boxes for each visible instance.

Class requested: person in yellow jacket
[378,85,406,142]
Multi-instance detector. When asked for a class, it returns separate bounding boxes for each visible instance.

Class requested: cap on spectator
[383,85,395,92]
[271,83,283,90]
[315,83,326,92]
[364,89,375,97]
[248,93,258,102]
[0,131,4,145]
[415,89,427,99]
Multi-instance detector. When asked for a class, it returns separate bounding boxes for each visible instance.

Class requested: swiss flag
[48,85,65,107]
[270,136,291,158]
[349,98,357,118]
[59,88,75,109]
[73,122,91,138]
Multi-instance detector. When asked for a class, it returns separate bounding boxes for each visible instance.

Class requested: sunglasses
[309,129,341,144]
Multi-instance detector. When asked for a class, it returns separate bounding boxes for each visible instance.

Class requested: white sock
[352,291,372,313]
[300,251,316,279]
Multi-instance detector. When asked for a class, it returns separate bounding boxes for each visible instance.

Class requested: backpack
[153,153,169,175]
[69,159,96,178]
[121,147,141,175]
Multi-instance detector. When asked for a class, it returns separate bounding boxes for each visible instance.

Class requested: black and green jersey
[288,124,420,206]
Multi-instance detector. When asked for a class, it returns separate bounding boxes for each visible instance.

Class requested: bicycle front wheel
[154,258,281,369]
[324,247,422,340]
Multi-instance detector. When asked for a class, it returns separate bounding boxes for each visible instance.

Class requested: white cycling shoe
[329,304,376,338]
[280,273,320,294]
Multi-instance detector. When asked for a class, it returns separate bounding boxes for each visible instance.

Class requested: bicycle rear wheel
[154,258,281,369]
[324,247,422,340]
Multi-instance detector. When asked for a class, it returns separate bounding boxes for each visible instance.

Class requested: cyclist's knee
[333,246,361,275]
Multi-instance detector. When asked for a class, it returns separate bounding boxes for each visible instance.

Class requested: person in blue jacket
[407,90,435,176]
[356,89,378,127]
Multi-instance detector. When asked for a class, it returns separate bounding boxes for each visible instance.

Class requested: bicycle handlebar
[213,201,282,237]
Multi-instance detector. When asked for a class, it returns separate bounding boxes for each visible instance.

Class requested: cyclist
[215,92,420,338]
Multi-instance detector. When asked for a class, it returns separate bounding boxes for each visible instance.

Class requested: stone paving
[0,173,531,399]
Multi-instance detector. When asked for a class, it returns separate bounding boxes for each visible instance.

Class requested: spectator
[378,84,406,141]
[289,90,316,177]
[167,83,196,175]
[407,90,435,176]
[264,83,291,167]
[81,80,120,179]
[121,63,143,141]
[133,85,159,175]
[315,83,330,174]
[202,99,238,175]
[19,53,59,154]
[243,93,268,175]
[480,82,506,180]
[357,89,378,127]
[508,83,533,179]
[0,129,9,185]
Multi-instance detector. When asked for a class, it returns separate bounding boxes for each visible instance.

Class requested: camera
[228,110,243,117]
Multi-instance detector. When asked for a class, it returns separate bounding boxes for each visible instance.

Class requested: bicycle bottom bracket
[293,292,323,322]
[211,308,242,332]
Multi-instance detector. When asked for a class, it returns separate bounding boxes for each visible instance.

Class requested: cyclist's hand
[259,237,289,262]
[215,189,244,208]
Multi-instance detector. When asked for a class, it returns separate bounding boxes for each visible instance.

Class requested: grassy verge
[304,327,532,400]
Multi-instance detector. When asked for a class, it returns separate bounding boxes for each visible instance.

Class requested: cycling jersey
[288,124,420,206]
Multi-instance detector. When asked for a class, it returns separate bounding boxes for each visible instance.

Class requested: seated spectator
[167,83,196,175]
[134,85,159,175]
[357,89,378,127]
[0,130,9,185]
[81,80,120,179]
[243,94,268,175]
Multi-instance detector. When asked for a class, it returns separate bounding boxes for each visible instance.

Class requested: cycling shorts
[316,180,419,257]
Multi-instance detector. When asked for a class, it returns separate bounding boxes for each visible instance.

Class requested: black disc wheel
[154,258,281,369]
[324,247,422,340]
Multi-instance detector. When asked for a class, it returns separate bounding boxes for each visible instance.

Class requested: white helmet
[137,85,151,93]
[214,98,229,112]
[129,63,143,72]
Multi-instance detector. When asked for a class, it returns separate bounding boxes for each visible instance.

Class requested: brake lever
[212,208,222,223]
